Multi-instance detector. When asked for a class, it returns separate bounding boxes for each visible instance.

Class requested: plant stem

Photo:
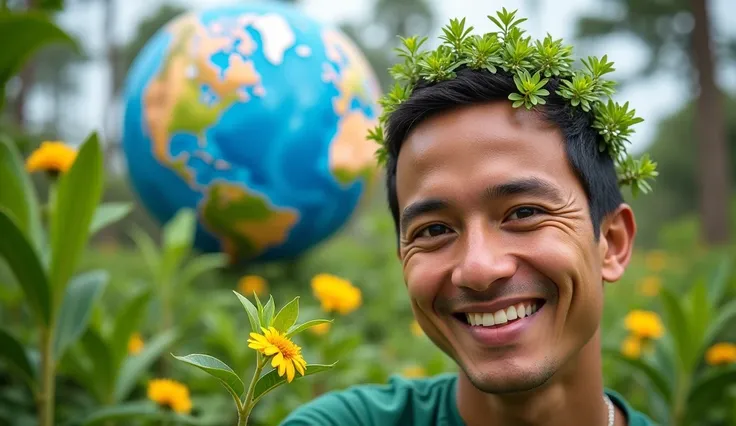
[38,326,55,426]
[672,372,691,426]
[239,355,268,425]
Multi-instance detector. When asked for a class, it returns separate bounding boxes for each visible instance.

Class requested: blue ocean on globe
[121,2,382,263]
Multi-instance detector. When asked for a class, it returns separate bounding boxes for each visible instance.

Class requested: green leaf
[688,281,710,346]
[707,257,732,307]
[80,400,202,426]
[0,328,35,390]
[53,270,109,361]
[80,326,115,400]
[286,319,333,337]
[0,207,50,325]
[129,226,161,278]
[660,287,693,371]
[110,289,152,369]
[687,364,736,421]
[160,208,196,282]
[272,297,300,333]
[172,353,245,400]
[702,300,736,349]
[178,253,227,288]
[49,133,104,299]
[263,295,275,327]
[603,348,672,405]
[89,202,132,236]
[0,137,43,251]
[234,291,260,333]
[252,363,337,403]
[114,329,179,403]
[0,12,78,87]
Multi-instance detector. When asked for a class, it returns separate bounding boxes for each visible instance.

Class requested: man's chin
[461,360,556,394]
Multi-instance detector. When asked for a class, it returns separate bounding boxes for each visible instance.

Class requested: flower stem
[239,355,268,425]
[38,326,55,426]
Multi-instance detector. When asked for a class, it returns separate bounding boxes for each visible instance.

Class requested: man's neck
[455,330,613,426]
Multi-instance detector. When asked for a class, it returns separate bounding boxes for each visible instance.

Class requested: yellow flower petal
[286,361,295,383]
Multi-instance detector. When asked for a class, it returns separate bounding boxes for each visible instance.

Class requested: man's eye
[508,207,542,220]
[417,224,451,238]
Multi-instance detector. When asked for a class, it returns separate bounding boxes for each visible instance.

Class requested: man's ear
[600,204,636,283]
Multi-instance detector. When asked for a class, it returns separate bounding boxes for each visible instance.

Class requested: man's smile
[448,298,548,347]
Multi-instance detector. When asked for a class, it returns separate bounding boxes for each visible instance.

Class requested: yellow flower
[309,322,331,335]
[644,250,667,272]
[128,332,144,355]
[25,141,77,175]
[624,310,665,340]
[638,276,661,297]
[621,335,642,359]
[410,320,424,337]
[311,273,362,315]
[248,326,307,383]
[401,366,426,378]
[705,342,736,366]
[238,275,268,297]
[147,378,192,414]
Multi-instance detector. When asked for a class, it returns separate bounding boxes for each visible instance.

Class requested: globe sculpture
[121,2,382,263]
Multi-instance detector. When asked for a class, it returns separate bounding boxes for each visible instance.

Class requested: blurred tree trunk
[690,0,730,245]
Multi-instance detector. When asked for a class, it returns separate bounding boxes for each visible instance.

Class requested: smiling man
[282,9,657,426]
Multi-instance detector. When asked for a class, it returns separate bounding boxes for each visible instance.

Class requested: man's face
[395,102,618,393]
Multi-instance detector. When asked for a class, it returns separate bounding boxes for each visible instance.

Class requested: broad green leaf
[263,295,275,327]
[0,208,50,324]
[80,400,202,426]
[0,137,30,238]
[160,209,196,282]
[686,364,736,421]
[114,329,179,403]
[80,327,114,401]
[707,257,732,307]
[702,300,736,351]
[286,319,333,337]
[89,202,132,236]
[688,281,710,346]
[129,226,160,278]
[603,348,672,405]
[172,353,245,399]
[49,133,104,299]
[110,289,152,369]
[53,270,108,361]
[272,297,300,333]
[178,253,227,288]
[0,328,35,389]
[255,293,264,318]
[0,12,78,86]
[660,287,693,371]
[252,363,337,403]
[234,291,260,333]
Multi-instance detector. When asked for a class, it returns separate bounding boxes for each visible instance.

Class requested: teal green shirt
[280,373,655,425]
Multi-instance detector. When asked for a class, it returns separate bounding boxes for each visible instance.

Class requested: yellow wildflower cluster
[621,310,664,359]
[238,275,268,296]
[147,378,192,414]
[25,141,77,175]
[705,342,736,366]
[311,273,362,315]
[128,332,144,355]
[248,326,307,383]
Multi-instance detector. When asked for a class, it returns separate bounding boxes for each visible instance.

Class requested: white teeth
[506,305,518,321]
[531,303,537,313]
[474,313,483,326]
[494,310,508,325]
[466,313,475,326]
[516,304,526,318]
[482,313,494,326]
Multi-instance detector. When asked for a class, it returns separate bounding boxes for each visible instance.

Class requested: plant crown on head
[367,8,658,197]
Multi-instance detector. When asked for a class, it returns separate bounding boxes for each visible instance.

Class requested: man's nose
[450,223,516,292]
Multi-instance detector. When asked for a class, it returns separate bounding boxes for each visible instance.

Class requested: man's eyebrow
[485,177,566,204]
[400,199,449,235]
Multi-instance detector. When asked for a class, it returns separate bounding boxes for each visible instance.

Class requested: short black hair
[383,67,624,240]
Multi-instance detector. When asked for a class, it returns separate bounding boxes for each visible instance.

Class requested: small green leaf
[178,253,227,288]
[0,208,50,325]
[110,289,152,369]
[707,257,732,307]
[114,329,179,403]
[660,287,693,371]
[0,328,35,390]
[89,203,132,236]
[688,281,710,346]
[80,326,115,400]
[263,295,275,327]
[234,291,260,333]
[160,209,196,282]
[286,319,333,337]
[252,363,337,403]
[272,297,300,333]
[603,348,672,405]
[49,133,104,299]
[702,300,736,350]
[53,270,109,361]
[129,226,161,278]
[172,353,245,400]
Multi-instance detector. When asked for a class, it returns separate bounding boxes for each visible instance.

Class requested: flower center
[271,335,300,359]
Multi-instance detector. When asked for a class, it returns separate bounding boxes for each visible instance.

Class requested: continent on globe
[122,2,383,263]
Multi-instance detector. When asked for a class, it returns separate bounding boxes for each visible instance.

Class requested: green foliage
[370,8,658,197]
